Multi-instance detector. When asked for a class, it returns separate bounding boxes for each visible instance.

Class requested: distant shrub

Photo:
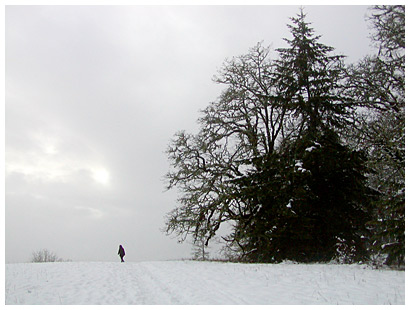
[31,249,69,263]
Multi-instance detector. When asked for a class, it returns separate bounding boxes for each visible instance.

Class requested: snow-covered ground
[5,260,404,305]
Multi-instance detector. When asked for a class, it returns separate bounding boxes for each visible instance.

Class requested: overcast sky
[5,5,375,263]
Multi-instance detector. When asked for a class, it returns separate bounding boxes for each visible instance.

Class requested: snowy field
[5,260,405,305]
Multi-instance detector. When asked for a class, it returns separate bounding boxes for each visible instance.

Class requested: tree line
[164,6,404,267]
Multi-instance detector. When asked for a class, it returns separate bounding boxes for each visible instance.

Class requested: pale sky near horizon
[5,4,376,263]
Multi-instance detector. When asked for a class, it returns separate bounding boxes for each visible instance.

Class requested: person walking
[118,245,125,262]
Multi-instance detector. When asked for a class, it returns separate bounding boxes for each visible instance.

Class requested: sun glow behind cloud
[91,167,110,186]
[6,131,112,188]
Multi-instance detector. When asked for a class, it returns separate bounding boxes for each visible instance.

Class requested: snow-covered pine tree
[226,10,374,263]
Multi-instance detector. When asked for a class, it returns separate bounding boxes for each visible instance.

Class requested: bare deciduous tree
[31,249,65,263]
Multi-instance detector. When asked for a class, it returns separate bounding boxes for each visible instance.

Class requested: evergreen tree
[230,10,373,263]
[274,10,351,139]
